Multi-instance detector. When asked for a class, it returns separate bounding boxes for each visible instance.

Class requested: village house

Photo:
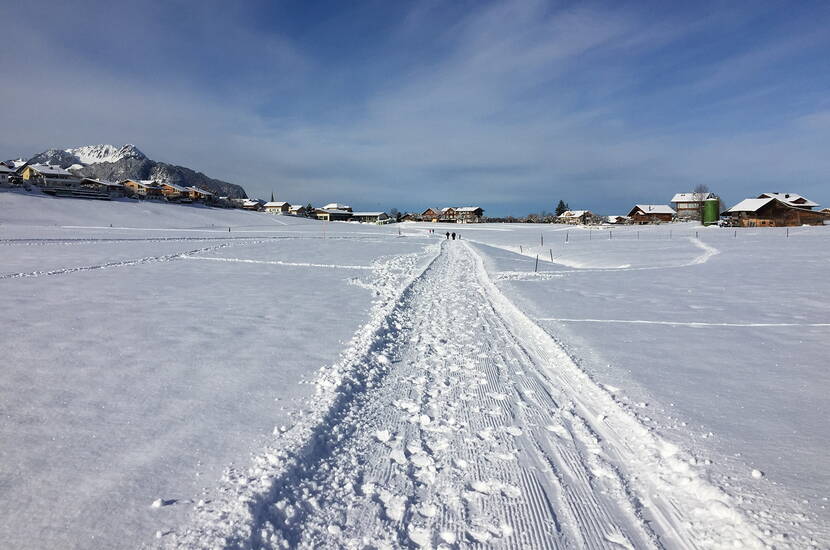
[263,201,291,214]
[456,206,484,223]
[18,164,82,189]
[315,208,353,221]
[725,197,829,227]
[187,186,214,203]
[351,211,390,224]
[421,208,441,222]
[671,192,717,220]
[289,204,308,216]
[557,210,600,225]
[627,204,675,224]
[440,207,457,222]
[159,182,190,201]
[757,193,818,210]
[121,179,163,199]
[0,164,13,187]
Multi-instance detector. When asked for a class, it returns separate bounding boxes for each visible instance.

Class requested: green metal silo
[702,198,719,226]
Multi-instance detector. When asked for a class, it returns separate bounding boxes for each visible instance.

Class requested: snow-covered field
[1,191,827,548]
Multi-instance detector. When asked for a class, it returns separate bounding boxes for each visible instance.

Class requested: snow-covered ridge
[64,144,146,165]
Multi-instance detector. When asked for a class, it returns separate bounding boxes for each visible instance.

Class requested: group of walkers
[427,228,460,240]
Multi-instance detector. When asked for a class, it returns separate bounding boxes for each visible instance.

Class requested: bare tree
[693,184,710,222]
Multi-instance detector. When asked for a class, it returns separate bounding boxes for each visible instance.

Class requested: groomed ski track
[163,241,766,550]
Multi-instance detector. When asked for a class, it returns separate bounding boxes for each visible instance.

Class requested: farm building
[725,198,830,227]
[627,204,675,224]
[671,192,717,220]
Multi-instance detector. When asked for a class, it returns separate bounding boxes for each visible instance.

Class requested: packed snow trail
[164,241,767,549]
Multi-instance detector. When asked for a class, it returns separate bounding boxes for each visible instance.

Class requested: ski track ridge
[159,241,775,550]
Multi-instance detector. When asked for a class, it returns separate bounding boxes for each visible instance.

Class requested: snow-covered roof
[264,201,289,207]
[456,206,483,212]
[671,192,715,203]
[317,208,353,215]
[726,198,774,213]
[758,193,818,208]
[27,164,73,176]
[632,204,675,215]
[187,186,214,196]
[161,182,189,192]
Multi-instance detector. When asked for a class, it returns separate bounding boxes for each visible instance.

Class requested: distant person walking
[445,232,450,239]
[451,232,456,240]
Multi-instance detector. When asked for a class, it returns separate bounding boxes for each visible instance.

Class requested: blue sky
[3,0,830,215]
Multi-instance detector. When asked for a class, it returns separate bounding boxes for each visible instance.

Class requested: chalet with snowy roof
[263,201,290,214]
[671,192,717,219]
[351,211,390,224]
[725,197,830,227]
[757,193,818,210]
[421,208,441,222]
[315,208,353,221]
[18,164,82,189]
[627,204,675,224]
[456,206,484,223]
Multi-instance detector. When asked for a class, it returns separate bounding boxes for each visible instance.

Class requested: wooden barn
[726,198,830,227]
[627,204,675,224]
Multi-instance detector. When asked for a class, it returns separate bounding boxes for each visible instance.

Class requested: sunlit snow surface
[1,191,828,548]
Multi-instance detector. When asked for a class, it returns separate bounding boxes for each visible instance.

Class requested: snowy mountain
[20,144,247,199]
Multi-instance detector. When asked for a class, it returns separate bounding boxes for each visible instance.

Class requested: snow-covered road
[166,241,766,549]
